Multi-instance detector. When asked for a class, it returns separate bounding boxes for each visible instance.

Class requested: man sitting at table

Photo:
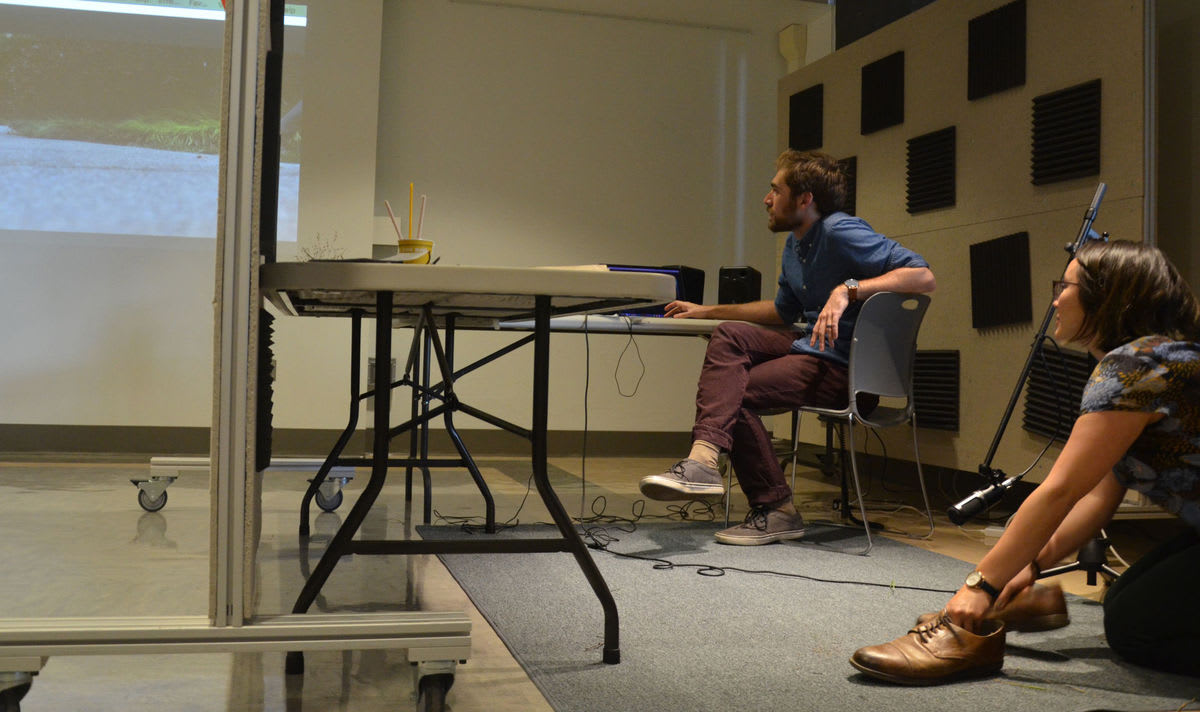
[639,149,936,545]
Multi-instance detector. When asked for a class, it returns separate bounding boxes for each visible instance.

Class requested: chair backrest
[846,292,930,422]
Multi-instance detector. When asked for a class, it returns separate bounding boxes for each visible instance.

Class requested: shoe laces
[911,613,952,644]
[741,506,769,532]
[669,461,689,479]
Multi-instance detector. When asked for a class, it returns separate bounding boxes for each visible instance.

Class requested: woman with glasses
[850,239,1200,685]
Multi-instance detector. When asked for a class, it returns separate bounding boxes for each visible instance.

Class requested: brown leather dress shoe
[914,583,1069,632]
[850,615,1006,685]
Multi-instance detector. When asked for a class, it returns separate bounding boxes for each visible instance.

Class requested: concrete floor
[0,453,1177,711]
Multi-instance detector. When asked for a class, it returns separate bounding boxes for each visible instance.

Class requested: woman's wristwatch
[964,570,1000,601]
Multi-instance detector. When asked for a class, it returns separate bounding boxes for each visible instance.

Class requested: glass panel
[0,0,302,621]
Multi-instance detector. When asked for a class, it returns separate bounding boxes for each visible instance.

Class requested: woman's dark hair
[776,150,847,216]
[1073,239,1200,352]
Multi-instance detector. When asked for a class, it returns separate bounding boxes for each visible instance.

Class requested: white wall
[1,0,834,440]
[346,0,830,434]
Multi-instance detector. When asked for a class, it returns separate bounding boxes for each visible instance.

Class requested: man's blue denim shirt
[774,212,929,366]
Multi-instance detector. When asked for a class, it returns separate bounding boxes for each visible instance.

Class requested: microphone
[947,475,1020,525]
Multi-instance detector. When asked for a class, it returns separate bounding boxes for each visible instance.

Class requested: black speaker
[718,266,761,304]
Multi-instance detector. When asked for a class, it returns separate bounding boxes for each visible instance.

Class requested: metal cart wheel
[0,682,30,712]
[315,488,343,513]
[138,489,168,513]
[416,674,452,712]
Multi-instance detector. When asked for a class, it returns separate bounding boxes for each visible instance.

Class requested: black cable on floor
[579,524,958,595]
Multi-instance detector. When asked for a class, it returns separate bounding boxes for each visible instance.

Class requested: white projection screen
[0,0,305,241]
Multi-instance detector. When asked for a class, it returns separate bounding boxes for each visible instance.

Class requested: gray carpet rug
[419,521,1200,712]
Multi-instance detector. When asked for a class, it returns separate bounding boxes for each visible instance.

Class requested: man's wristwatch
[964,570,1000,601]
[843,279,859,302]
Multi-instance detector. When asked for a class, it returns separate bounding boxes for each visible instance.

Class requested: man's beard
[768,211,798,233]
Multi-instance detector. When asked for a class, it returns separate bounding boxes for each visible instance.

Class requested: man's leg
[735,354,848,505]
[639,323,798,501]
[713,355,848,545]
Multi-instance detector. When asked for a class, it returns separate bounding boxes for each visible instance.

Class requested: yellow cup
[396,239,433,264]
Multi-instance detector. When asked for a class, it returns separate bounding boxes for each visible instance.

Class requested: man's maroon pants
[691,322,848,507]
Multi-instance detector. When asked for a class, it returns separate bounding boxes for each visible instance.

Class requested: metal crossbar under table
[261,262,677,667]
[294,308,532,537]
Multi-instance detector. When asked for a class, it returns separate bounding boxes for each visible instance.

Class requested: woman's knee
[1102,600,1138,657]
[1104,587,1200,676]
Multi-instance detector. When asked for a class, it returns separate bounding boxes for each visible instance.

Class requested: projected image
[0,0,305,240]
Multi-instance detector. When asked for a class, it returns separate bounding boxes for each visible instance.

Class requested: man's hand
[809,285,850,351]
[664,299,784,325]
[664,300,710,319]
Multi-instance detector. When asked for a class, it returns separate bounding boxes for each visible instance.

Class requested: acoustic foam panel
[835,0,937,50]
[913,350,960,432]
[905,126,956,214]
[969,231,1032,329]
[838,156,858,216]
[1032,78,1102,185]
[968,0,1027,100]
[861,51,905,135]
[1023,345,1093,440]
[789,84,824,151]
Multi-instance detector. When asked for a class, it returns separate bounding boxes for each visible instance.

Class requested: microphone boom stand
[949,183,1118,585]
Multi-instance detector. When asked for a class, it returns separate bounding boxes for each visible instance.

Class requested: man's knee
[710,320,755,343]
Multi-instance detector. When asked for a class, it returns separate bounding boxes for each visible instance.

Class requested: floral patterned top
[1080,335,1200,532]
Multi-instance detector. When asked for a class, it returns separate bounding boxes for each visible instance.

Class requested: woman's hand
[995,563,1037,609]
[944,586,994,633]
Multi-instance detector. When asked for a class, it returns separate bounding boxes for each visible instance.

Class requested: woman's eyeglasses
[1052,280,1079,299]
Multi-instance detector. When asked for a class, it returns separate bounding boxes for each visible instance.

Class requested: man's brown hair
[775,150,847,216]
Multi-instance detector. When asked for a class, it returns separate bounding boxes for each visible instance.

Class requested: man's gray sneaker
[639,459,724,501]
[714,506,806,545]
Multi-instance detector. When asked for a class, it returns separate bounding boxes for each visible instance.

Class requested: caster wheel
[138,489,168,512]
[315,488,343,513]
[0,682,31,712]
[416,673,452,712]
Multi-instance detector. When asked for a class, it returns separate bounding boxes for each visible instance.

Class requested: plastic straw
[383,200,403,243]
[408,183,414,239]
[417,195,427,239]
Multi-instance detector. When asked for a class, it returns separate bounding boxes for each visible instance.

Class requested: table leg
[529,295,620,663]
[291,292,395,617]
[425,310,496,532]
[420,327,433,523]
[299,310,362,537]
